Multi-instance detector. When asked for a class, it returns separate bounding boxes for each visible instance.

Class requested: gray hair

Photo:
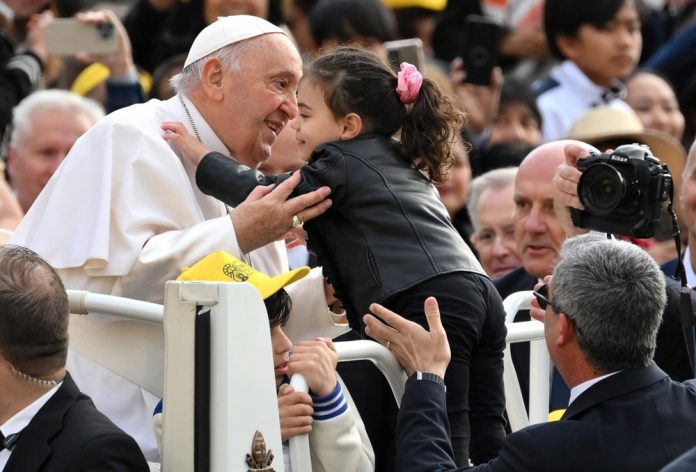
[466,167,518,231]
[10,90,104,145]
[171,38,262,94]
[552,234,666,372]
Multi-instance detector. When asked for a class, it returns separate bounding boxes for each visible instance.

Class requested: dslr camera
[570,144,672,238]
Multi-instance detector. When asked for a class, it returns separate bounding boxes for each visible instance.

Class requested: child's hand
[161,121,209,166]
[288,338,338,397]
[277,384,313,441]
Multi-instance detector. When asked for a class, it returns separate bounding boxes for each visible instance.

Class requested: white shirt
[0,382,62,470]
[681,247,696,288]
[568,371,619,406]
[536,60,634,142]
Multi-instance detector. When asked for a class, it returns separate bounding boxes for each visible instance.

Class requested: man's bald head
[514,140,593,278]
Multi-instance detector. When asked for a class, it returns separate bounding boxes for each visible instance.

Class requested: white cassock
[11,95,348,460]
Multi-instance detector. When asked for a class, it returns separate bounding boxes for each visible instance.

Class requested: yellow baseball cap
[382,0,447,11]
[177,251,310,300]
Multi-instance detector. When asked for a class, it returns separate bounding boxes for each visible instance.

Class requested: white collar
[0,381,62,438]
[178,94,233,159]
[0,0,13,22]
[551,60,627,106]
[568,371,619,405]
[682,246,696,288]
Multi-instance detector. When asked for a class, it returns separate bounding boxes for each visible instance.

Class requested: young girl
[163,46,506,466]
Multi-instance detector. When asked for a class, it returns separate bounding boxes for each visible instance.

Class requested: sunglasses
[533,283,558,312]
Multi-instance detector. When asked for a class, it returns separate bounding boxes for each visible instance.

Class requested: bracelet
[406,371,446,391]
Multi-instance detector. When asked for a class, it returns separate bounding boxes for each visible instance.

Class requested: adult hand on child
[288,338,338,397]
[363,297,450,378]
[277,384,313,441]
[232,171,332,254]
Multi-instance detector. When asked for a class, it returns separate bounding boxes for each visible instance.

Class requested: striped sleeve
[311,381,348,421]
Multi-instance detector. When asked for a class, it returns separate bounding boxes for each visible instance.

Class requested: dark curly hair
[303,46,465,183]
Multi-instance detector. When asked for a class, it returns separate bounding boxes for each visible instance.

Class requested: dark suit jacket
[4,372,149,472]
[396,363,696,472]
[494,268,693,395]
[661,256,679,279]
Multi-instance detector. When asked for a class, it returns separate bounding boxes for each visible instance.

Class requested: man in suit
[662,139,696,281]
[0,245,148,471]
[501,141,692,410]
[365,234,696,472]
[494,139,592,409]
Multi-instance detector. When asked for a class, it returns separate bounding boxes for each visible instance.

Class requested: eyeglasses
[533,283,558,312]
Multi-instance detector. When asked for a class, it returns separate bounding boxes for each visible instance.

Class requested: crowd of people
[1,0,696,470]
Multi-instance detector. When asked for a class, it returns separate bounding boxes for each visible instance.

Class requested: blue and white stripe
[311,382,348,421]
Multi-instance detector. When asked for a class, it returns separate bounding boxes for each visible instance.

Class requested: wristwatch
[406,371,446,391]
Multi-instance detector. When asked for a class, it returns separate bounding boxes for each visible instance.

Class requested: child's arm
[161,121,210,166]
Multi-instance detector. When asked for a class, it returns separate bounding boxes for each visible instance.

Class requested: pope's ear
[200,58,225,101]
[340,113,363,140]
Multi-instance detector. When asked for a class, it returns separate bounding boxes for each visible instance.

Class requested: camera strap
[666,179,696,379]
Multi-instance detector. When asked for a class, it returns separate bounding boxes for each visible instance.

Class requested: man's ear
[555,313,577,347]
[200,58,225,102]
[339,113,363,140]
[555,34,578,62]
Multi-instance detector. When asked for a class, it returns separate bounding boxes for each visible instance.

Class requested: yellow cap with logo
[177,251,310,300]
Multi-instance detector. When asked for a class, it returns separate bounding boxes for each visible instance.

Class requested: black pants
[384,272,507,466]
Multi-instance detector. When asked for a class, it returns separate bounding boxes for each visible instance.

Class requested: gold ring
[292,215,302,228]
[386,341,391,350]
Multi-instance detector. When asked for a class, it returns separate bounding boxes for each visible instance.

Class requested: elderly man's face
[513,154,566,278]
[220,34,302,168]
[471,183,522,278]
[8,109,93,213]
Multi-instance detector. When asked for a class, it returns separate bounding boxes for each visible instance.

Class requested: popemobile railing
[67,283,547,471]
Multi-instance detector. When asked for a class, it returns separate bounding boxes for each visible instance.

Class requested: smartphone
[384,38,425,73]
[460,15,501,86]
[45,19,118,56]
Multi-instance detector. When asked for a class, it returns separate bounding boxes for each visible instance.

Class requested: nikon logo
[610,155,629,163]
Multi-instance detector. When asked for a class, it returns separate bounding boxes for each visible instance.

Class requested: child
[155,253,374,471]
[536,0,642,141]
[163,47,506,466]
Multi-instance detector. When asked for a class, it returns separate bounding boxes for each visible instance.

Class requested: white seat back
[502,290,550,431]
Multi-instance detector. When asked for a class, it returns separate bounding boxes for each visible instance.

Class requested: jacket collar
[4,373,80,471]
[562,362,667,420]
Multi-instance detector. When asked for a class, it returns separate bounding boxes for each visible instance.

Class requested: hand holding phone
[384,38,425,73]
[45,18,118,56]
[460,15,501,86]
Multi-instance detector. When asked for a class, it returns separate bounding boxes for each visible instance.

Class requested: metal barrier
[66,286,549,470]
[502,291,550,431]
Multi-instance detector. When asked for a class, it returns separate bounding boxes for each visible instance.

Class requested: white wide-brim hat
[184,15,286,68]
[568,106,686,188]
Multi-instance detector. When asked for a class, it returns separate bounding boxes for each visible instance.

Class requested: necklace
[179,94,202,142]
[10,364,58,388]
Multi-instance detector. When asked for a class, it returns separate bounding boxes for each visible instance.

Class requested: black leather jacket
[197,134,485,328]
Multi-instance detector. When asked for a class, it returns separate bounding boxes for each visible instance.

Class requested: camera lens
[578,163,626,215]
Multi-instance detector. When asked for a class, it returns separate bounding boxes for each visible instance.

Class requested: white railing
[66,286,549,470]
[502,291,550,431]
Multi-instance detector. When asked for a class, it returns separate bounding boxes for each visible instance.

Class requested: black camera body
[570,144,672,238]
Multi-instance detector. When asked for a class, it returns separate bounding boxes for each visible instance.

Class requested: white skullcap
[184,15,286,68]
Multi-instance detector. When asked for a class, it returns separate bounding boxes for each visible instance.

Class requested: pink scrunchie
[396,62,423,104]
